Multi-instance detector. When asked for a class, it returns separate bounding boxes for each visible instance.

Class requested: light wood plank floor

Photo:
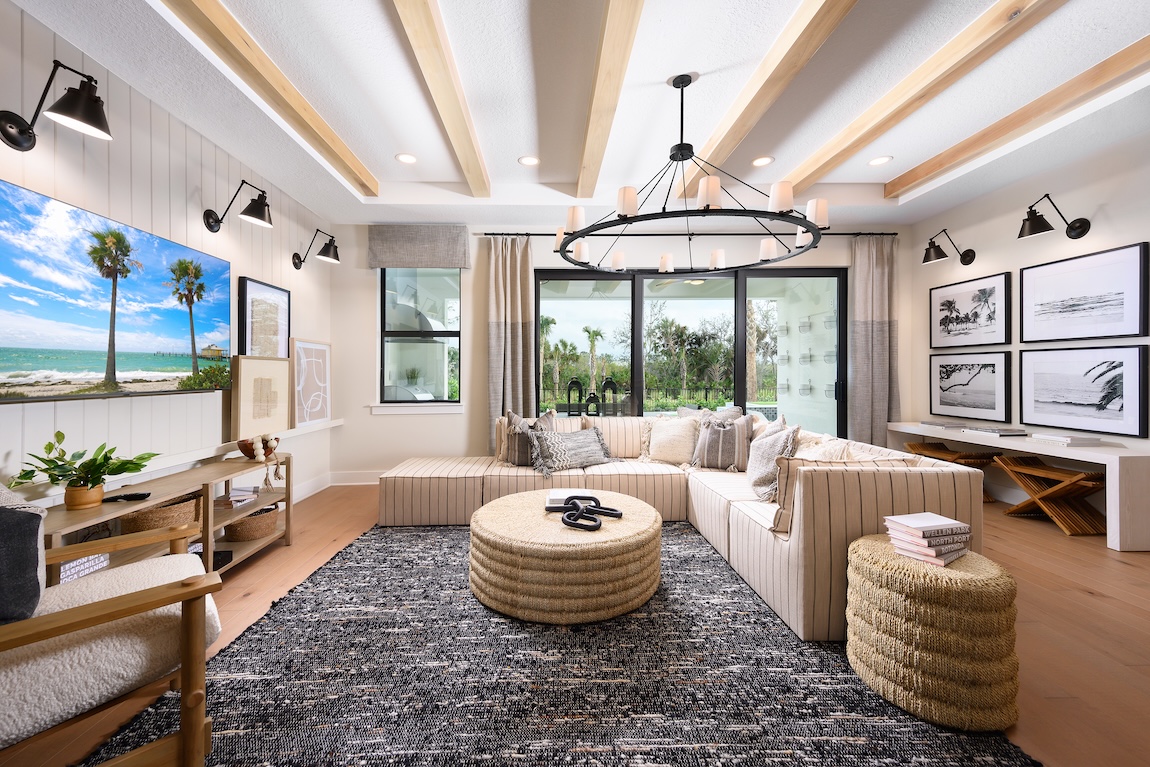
[3,488,1148,766]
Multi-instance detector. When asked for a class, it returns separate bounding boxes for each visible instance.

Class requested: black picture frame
[239,277,291,358]
[929,351,1011,423]
[1020,345,1147,437]
[929,272,1011,349]
[1020,242,1148,343]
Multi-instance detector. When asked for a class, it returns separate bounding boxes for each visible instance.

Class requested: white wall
[0,0,335,503]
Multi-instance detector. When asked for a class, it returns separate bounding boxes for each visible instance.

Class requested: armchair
[0,523,222,765]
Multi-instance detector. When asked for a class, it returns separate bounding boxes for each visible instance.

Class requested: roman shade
[367,224,470,269]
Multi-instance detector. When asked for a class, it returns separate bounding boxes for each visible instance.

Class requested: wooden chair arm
[44,524,199,565]
[0,572,222,652]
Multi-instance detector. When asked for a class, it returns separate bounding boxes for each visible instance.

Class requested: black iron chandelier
[555,74,828,275]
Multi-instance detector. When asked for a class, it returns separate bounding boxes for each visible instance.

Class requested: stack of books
[216,486,259,509]
[962,425,1028,437]
[1027,433,1103,447]
[883,512,972,567]
[919,420,965,429]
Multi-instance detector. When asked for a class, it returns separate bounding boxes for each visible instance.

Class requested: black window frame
[379,268,462,404]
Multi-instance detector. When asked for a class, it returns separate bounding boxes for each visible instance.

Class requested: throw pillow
[771,456,920,534]
[530,428,613,477]
[752,413,787,440]
[692,414,755,471]
[647,417,700,465]
[0,486,47,625]
[747,425,802,502]
[793,436,853,461]
[504,409,556,466]
[677,406,743,421]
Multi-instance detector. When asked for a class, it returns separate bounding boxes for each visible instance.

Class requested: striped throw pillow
[692,414,755,471]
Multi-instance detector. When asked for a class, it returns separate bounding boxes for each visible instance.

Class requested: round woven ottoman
[469,489,661,624]
[846,534,1019,731]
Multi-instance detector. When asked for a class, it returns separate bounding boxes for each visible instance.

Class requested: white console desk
[887,422,1150,552]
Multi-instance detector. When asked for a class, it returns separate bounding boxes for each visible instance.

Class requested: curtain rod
[480,231,898,237]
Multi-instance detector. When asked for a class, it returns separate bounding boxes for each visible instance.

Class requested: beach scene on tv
[0,180,231,400]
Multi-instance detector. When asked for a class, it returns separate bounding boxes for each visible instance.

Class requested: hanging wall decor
[1020,346,1147,437]
[238,277,290,358]
[289,338,331,427]
[929,351,1011,423]
[929,272,1010,349]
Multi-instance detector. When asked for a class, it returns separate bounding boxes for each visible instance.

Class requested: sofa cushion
[530,428,613,477]
[581,416,651,459]
[687,471,760,560]
[771,456,921,534]
[0,487,46,625]
[647,417,699,465]
[692,414,754,471]
[482,464,587,503]
[583,460,689,521]
[379,456,497,526]
[747,425,802,501]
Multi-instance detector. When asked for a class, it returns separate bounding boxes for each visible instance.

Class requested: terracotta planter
[64,484,105,510]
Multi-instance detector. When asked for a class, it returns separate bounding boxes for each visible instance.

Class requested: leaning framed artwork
[1019,243,1148,342]
[289,338,331,427]
[239,277,291,357]
[930,272,1010,348]
[1020,346,1147,437]
[930,351,1010,423]
[231,355,291,440]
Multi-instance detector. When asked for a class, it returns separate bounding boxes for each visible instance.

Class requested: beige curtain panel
[487,236,537,451]
[848,234,901,445]
[367,224,470,269]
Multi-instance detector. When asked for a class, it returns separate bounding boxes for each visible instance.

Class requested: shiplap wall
[0,1,335,503]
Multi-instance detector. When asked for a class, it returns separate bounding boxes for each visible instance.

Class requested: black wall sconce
[292,228,339,269]
[203,179,272,232]
[1018,193,1090,240]
[0,59,112,151]
[922,228,976,265]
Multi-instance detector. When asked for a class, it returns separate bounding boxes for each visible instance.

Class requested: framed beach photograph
[930,272,1010,348]
[239,277,290,358]
[231,355,291,440]
[1020,243,1148,342]
[930,351,1011,423]
[1020,346,1147,437]
[0,178,231,402]
[289,338,331,427]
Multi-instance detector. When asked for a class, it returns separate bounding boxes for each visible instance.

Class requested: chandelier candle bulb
[574,242,589,262]
[698,175,722,209]
[796,228,813,248]
[768,181,793,212]
[659,253,674,273]
[807,198,829,228]
[617,186,638,217]
[759,238,779,262]
[611,251,625,271]
[710,249,726,270]
[554,226,565,252]
[566,206,585,232]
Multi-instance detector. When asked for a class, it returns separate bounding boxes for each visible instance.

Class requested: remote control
[104,492,152,502]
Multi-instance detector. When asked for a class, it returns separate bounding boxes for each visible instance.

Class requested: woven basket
[224,507,279,541]
[119,493,201,534]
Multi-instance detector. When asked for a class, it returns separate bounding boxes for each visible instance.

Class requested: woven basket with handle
[119,493,201,534]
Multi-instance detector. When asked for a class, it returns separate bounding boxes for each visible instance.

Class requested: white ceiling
[12,0,1150,230]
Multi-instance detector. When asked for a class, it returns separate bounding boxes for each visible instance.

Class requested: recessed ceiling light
[751,156,774,167]
[867,155,893,166]
[518,155,540,167]
[395,153,417,164]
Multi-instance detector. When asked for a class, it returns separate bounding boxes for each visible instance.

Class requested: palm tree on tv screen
[165,258,207,376]
[87,229,142,386]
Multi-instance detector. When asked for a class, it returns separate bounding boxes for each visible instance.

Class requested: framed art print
[930,272,1010,348]
[1019,243,1148,342]
[930,351,1010,423]
[239,277,291,357]
[289,338,332,427]
[231,355,291,440]
[1020,346,1147,437]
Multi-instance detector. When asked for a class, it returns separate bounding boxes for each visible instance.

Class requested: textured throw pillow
[692,414,755,471]
[504,410,556,466]
[770,456,920,534]
[647,417,700,465]
[677,406,743,422]
[0,486,47,625]
[752,414,787,440]
[793,436,853,461]
[530,428,613,477]
[747,425,802,502]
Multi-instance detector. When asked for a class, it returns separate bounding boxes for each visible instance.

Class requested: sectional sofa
[378,414,983,640]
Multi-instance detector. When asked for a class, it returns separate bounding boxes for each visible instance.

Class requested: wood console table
[43,453,293,584]
[888,423,1150,552]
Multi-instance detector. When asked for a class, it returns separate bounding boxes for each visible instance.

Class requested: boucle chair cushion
[692,414,755,471]
[0,487,46,625]
[503,409,556,466]
[771,456,920,534]
[747,425,802,501]
[0,553,222,748]
[530,428,613,477]
[647,417,700,465]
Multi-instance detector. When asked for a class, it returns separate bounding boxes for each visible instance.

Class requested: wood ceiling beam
[787,0,1067,196]
[576,0,645,199]
[680,0,857,201]
[886,35,1150,199]
[160,0,379,197]
[393,0,490,198]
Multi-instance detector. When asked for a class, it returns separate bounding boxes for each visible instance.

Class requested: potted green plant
[405,367,421,386]
[7,431,159,510]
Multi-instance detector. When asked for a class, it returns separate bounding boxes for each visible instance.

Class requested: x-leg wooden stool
[992,455,1106,535]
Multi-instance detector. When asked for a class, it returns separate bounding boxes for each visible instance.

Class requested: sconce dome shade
[238,192,273,228]
[42,80,112,140]
[1018,208,1055,239]
[315,237,340,263]
[922,239,948,263]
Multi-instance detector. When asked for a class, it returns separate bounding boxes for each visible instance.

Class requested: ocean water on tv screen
[0,347,202,384]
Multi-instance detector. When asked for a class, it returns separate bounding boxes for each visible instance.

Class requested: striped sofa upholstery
[583,461,690,521]
[686,470,759,559]
[379,456,496,526]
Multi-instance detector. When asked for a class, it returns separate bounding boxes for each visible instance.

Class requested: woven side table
[846,534,1019,731]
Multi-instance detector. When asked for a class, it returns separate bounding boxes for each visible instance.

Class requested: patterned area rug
[86,523,1040,766]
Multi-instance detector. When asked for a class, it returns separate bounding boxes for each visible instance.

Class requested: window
[380,268,460,402]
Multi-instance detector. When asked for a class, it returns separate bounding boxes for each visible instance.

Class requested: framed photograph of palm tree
[930,351,1010,422]
[238,277,290,358]
[1020,346,1147,437]
[1020,243,1148,342]
[929,272,1010,348]
[0,178,231,402]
